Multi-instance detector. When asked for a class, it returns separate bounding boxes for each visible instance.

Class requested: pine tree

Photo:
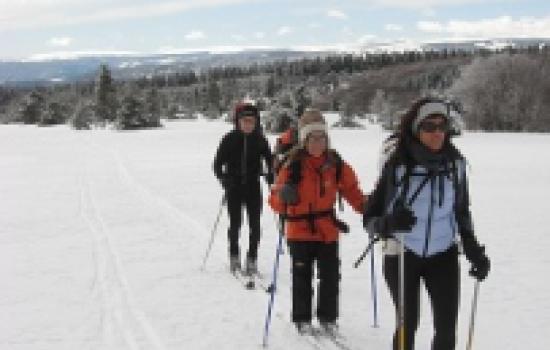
[19,91,44,124]
[70,101,95,130]
[144,88,161,127]
[95,64,117,123]
[40,101,67,126]
[266,75,276,98]
[370,89,394,129]
[206,80,221,113]
[116,95,145,130]
[293,85,310,117]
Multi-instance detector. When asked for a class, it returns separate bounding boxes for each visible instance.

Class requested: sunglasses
[419,121,449,133]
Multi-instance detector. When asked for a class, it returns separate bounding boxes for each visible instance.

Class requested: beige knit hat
[298,108,328,144]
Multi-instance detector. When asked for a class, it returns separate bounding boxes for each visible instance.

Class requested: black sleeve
[213,134,229,182]
[456,170,483,261]
[363,163,395,236]
[261,135,274,176]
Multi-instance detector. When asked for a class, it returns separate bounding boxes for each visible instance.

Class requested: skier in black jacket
[213,102,274,274]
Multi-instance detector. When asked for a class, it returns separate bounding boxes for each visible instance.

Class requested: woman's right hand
[383,205,416,233]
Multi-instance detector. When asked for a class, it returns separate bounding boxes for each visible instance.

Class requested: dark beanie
[235,103,259,119]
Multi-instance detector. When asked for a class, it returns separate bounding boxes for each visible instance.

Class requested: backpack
[378,132,399,173]
[273,127,299,174]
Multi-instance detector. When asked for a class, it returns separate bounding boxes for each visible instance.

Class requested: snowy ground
[1,116,549,350]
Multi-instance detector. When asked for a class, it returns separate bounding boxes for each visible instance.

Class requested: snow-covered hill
[1,120,549,349]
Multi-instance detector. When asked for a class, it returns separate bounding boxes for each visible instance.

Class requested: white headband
[299,123,328,143]
[413,102,448,133]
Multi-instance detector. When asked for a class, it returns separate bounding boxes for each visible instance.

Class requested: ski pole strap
[353,236,380,268]
[282,208,349,234]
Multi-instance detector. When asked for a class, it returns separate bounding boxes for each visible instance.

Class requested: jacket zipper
[314,165,325,239]
[241,135,247,185]
[422,176,436,257]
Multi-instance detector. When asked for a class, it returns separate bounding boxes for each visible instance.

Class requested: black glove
[467,245,490,281]
[279,183,299,205]
[265,172,274,186]
[382,205,416,234]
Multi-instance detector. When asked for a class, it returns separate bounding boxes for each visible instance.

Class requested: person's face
[305,130,328,157]
[238,116,256,134]
[417,115,448,152]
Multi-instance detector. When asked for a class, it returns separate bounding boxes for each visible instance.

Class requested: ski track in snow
[83,136,337,350]
[80,136,310,350]
[79,140,168,350]
[82,132,360,350]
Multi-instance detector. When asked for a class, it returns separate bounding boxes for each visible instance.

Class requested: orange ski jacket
[269,151,365,242]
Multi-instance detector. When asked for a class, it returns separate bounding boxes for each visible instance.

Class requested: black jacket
[213,129,273,188]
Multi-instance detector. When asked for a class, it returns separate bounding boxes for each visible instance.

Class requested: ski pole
[466,280,481,350]
[200,194,227,271]
[272,213,285,255]
[398,234,405,350]
[370,242,379,328]
[262,214,285,347]
[353,236,380,268]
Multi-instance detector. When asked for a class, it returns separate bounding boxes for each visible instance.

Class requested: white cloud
[308,22,321,29]
[327,9,348,20]
[357,34,377,44]
[254,32,265,39]
[0,0,253,31]
[417,21,444,33]
[48,36,73,47]
[231,34,245,41]
[185,31,205,41]
[417,16,550,38]
[385,24,403,31]
[277,26,292,36]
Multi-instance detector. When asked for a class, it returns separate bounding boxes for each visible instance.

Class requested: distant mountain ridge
[0,50,331,87]
[2,38,549,87]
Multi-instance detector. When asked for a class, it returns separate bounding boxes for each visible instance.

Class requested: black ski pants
[288,241,340,324]
[383,245,460,350]
[226,181,262,260]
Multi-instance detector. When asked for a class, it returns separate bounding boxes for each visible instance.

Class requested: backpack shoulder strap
[451,158,466,202]
[287,150,304,185]
[330,149,344,184]
[327,149,345,211]
[394,161,413,209]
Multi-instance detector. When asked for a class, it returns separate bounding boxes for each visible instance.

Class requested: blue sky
[1,0,550,60]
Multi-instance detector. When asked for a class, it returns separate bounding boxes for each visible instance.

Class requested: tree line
[1,44,550,132]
